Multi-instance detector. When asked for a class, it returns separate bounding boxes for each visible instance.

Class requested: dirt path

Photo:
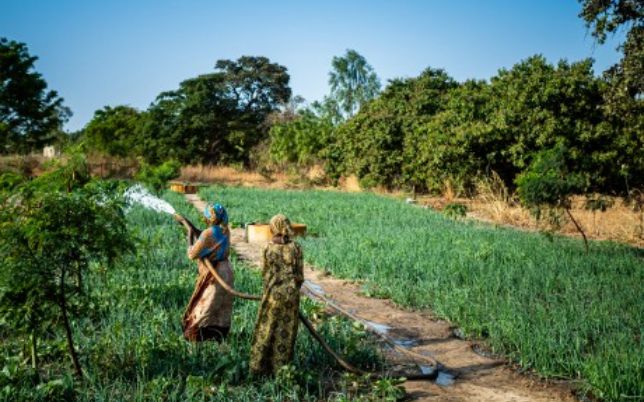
[185,194,576,401]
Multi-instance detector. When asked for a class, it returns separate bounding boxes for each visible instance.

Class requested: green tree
[81,105,143,157]
[329,49,381,119]
[579,0,643,97]
[516,145,589,252]
[138,56,291,164]
[268,105,335,166]
[139,73,238,163]
[332,68,456,189]
[135,159,181,194]
[485,56,610,188]
[215,56,291,118]
[579,0,644,193]
[0,38,70,154]
[409,79,493,193]
[0,159,132,378]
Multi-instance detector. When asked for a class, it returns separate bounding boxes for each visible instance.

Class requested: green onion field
[200,185,643,401]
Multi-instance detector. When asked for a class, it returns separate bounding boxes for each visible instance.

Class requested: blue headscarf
[200,203,229,261]
[203,203,228,225]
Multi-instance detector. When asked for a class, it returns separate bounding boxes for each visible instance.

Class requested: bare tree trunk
[566,208,589,253]
[60,270,83,379]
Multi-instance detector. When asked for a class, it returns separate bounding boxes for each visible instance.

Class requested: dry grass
[0,153,138,179]
[0,154,49,176]
[418,175,643,248]
[462,196,643,247]
[180,164,361,191]
[179,164,293,188]
[85,153,138,179]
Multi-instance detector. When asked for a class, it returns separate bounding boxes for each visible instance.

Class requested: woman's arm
[188,229,210,260]
[174,214,201,246]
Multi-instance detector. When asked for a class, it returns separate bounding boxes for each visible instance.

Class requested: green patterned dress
[250,239,304,375]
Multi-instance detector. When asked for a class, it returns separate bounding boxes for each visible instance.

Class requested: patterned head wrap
[269,214,293,238]
[204,203,228,225]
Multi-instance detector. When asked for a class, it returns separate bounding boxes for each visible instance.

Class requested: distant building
[43,146,60,159]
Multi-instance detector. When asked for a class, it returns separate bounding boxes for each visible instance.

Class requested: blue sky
[2,0,625,131]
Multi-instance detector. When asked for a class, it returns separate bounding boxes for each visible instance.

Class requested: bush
[135,160,181,194]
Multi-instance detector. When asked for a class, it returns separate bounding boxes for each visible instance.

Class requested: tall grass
[200,185,644,401]
[1,190,386,401]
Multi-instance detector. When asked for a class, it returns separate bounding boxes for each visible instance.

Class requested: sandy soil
[185,194,578,402]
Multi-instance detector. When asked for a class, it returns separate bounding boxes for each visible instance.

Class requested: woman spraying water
[175,203,234,342]
[127,186,438,379]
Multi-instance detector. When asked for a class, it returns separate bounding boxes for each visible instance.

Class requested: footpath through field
[185,194,576,402]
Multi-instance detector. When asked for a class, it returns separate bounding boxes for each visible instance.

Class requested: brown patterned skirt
[182,259,234,342]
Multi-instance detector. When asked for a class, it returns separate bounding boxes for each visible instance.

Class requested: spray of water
[124,184,176,215]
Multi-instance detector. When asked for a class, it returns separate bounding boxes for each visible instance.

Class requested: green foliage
[0,158,133,378]
[135,159,181,194]
[30,150,92,193]
[201,185,643,401]
[135,56,291,164]
[329,49,381,118]
[584,196,614,213]
[0,171,25,191]
[332,68,457,189]
[330,54,641,195]
[81,105,144,157]
[579,0,643,97]
[268,106,335,166]
[403,74,479,192]
[0,37,70,154]
[443,203,468,219]
[333,373,406,401]
[516,145,587,211]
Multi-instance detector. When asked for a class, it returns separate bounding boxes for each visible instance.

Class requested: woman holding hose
[178,203,234,342]
[250,214,304,376]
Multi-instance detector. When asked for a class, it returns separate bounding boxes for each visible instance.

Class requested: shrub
[135,159,181,194]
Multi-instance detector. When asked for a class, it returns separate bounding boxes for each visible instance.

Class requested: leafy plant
[328,49,381,119]
[443,203,468,219]
[135,159,181,194]
[516,144,589,252]
[585,196,615,235]
[0,159,132,379]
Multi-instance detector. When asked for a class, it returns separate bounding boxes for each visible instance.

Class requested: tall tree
[138,56,291,164]
[0,38,70,154]
[331,67,456,189]
[328,49,381,119]
[215,56,291,118]
[81,105,143,157]
[578,1,644,193]
[579,0,643,98]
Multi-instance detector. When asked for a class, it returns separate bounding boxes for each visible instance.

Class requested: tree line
[1,0,642,200]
